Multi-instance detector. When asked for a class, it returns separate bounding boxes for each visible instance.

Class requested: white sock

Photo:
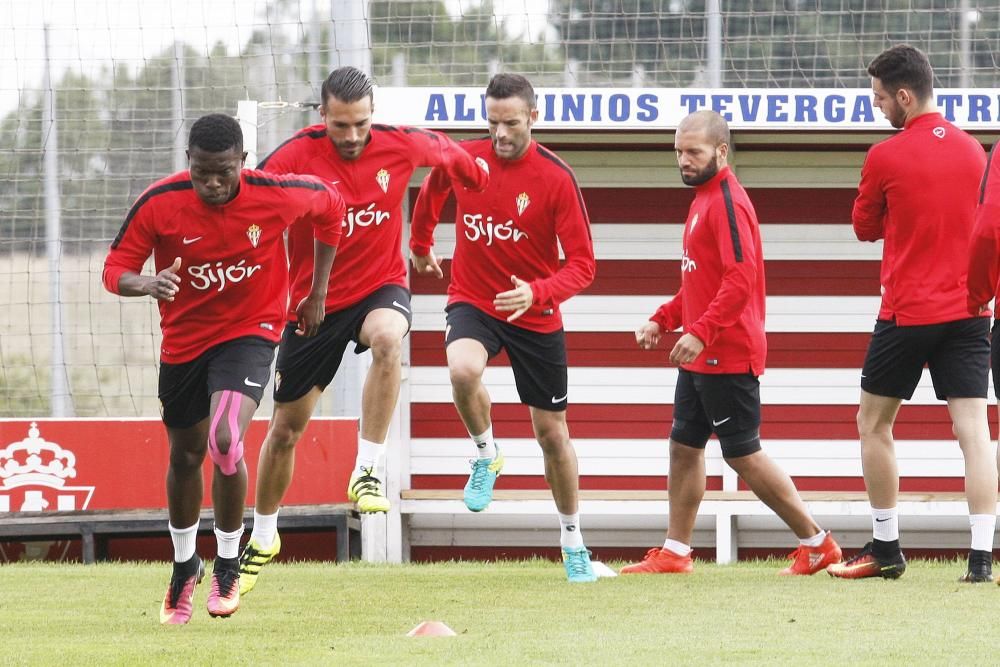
[662,538,692,557]
[355,438,385,475]
[872,507,899,542]
[169,522,199,563]
[471,427,497,459]
[970,514,997,552]
[559,512,584,548]
[214,524,245,559]
[251,510,279,549]
[800,530,827,548]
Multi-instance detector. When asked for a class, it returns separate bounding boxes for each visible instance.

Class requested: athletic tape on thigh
[208,390,245,476]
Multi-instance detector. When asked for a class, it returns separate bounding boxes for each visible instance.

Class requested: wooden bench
[400,488,972,563]
[0,503,361,564]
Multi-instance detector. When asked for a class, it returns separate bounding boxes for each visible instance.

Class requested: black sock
[214,555,239,571]
[173,553,200,577]
[872,538,900,560]
[970,549,992,563]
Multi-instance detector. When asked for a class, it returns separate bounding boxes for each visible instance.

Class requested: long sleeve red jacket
[853,112,986,325]
[410,138,595,333]
[967,145,1000,314]
[259,124,488,319]
[650,165,767,376]
[103,170,344,363]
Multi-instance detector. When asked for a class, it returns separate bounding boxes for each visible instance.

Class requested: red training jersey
[853,112,987,325]
[650,166,766,376]
[259,123,488,319]
[103,170,344,364]
[967,144,1000,314]
[410,138,596,333]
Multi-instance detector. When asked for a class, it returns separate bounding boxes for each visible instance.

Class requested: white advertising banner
[372,87,1000,131]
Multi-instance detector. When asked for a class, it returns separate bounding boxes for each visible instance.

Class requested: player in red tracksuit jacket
[967,144,1000,318]
[619,110,841,578]
[102,113,343,624]
[410,74,598,583]
[410,139,595,336]
[827,45,995,583]
[239,67,488,593]
[967,147,1000,570]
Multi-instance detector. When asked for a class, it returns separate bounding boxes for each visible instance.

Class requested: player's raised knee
[367,328,402,363]
[208,427,244,476]
[448,360,483,392]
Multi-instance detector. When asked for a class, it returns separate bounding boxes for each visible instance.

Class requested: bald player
[620,111,842,576]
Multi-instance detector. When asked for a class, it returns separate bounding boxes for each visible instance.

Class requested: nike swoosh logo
[330,180,340,186]
[551,393,568,403]
[392,300,411,313]
[712,417,731,426]
[244,377,262,388]
[875,517,890,522]
[182,236,202,245]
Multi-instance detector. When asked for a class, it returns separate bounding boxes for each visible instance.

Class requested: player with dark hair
[619,111,842,577]
[320,65,375,111]
[238,66,488,593]
[186,112,245,154]
[865,43,934,117]
[410,73,599,583]
[828,45,995,581]
[103,112,344,624]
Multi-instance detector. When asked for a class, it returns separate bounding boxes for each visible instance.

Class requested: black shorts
[670,369,762,458]
[445,302,568,411]
[158,336,276,429]
[861,317,989,401]
[273,284,412,403]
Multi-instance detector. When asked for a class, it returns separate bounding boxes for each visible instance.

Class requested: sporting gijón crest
[0,422,95,513]
[246,224,261,248]
[0,423,95,561]
[516,192,530,216]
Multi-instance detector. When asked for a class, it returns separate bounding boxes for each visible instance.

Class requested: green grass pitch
[0,558,995,665]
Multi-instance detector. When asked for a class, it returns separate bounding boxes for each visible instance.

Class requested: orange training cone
[407,621,457,637]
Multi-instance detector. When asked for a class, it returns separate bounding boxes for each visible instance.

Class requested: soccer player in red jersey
[239,67,488,592]
[967,145,1000,319]
[620,111,842,577]
[102,114,344,623]
[828,45,995,582]
[967,146,1000,585]
[410,74,599,582]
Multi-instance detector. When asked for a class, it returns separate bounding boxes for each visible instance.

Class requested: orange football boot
[620,547,694,574]
[779,532,843,575]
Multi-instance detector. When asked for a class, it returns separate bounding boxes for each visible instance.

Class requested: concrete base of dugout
[397,491,990,563]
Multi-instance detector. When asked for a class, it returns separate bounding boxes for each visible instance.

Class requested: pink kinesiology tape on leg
[208,390,245,476]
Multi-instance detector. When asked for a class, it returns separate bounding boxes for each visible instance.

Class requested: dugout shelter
[240,87,1000,563]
